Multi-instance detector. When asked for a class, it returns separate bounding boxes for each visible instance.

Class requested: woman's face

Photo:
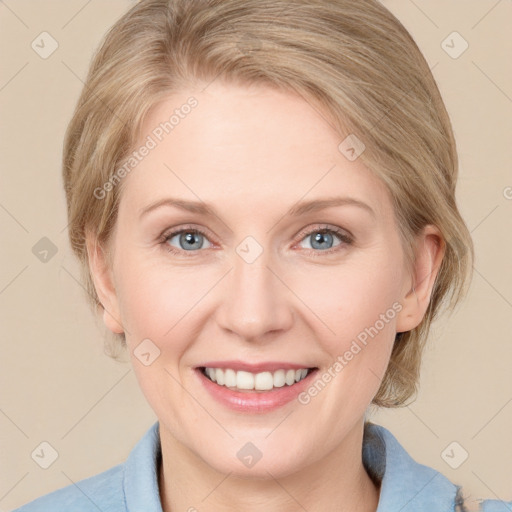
[94,81,427,477]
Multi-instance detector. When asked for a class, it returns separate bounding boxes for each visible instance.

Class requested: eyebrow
[138,196,376,219]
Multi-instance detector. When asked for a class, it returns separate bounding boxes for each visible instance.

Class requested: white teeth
[285,369,296,386]
[224,368,237,387]
[215,368,225,385]
[206,368,216,381]
[203,367,312,390]
[273,369,286,388]
[254,371,274,390]
[236,371,254,390]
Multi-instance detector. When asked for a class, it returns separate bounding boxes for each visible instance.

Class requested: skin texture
[87,81,444,512]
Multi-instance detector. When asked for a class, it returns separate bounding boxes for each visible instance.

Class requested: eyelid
[159,224,218,255]
[160,224,213,241]
[160,223,354,255]
[291,224,354,256]
[294,224,354,245]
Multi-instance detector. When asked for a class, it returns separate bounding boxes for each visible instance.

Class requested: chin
[211,456,304,480]
[192,435,310,480]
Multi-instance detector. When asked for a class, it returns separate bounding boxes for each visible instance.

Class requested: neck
[158,420,380,512]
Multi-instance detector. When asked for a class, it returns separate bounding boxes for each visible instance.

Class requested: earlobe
[85,230,124,334]
[395,226,445,333]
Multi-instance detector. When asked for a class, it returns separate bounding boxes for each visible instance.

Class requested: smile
[201,367,314,392]
[195,365,319,413]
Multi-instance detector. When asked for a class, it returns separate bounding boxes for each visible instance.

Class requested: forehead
[119,81,392,219]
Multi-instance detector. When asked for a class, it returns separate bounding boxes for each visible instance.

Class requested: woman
[12,0,511,510]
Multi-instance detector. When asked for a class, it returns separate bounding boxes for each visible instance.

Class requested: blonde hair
[63,0,473,407]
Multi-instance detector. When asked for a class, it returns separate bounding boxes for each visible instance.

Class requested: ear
[85,229,124,334]
[395,225,445,333]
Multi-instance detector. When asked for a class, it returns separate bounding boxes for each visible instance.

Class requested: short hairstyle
[63,0,474,408]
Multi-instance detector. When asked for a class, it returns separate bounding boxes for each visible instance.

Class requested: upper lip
[197,360,318,373]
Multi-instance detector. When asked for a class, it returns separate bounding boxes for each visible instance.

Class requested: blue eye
[297,227,353,255]
[164,228,212,252]
[160,224,353,256]
[303,230,339,250]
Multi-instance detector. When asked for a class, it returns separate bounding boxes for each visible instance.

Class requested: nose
[215,249,294,342]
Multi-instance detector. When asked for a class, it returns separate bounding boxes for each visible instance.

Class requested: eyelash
[159,224,354,257]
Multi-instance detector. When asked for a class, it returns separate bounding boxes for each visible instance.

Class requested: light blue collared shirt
[11,421,512,511]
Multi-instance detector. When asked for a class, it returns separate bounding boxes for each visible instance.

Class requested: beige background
[1,0,511,509]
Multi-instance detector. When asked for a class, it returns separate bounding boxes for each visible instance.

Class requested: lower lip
[195,368,318,413]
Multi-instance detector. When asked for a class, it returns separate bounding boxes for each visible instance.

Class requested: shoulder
[364,423,512,512]
[11,421,162,512]
[11,463,125,512]
[476,499,512,512]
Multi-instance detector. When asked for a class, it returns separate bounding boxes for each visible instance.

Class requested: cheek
[295,265,400,412]
[115,257,201,413]
[115,237,404,360]
[297,257,403,345]
[115,254,207,343]
[296,256,402,407]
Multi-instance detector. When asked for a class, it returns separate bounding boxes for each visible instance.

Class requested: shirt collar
[122,421,459,511]
[123,421,164,512]
[362,421,459,510]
